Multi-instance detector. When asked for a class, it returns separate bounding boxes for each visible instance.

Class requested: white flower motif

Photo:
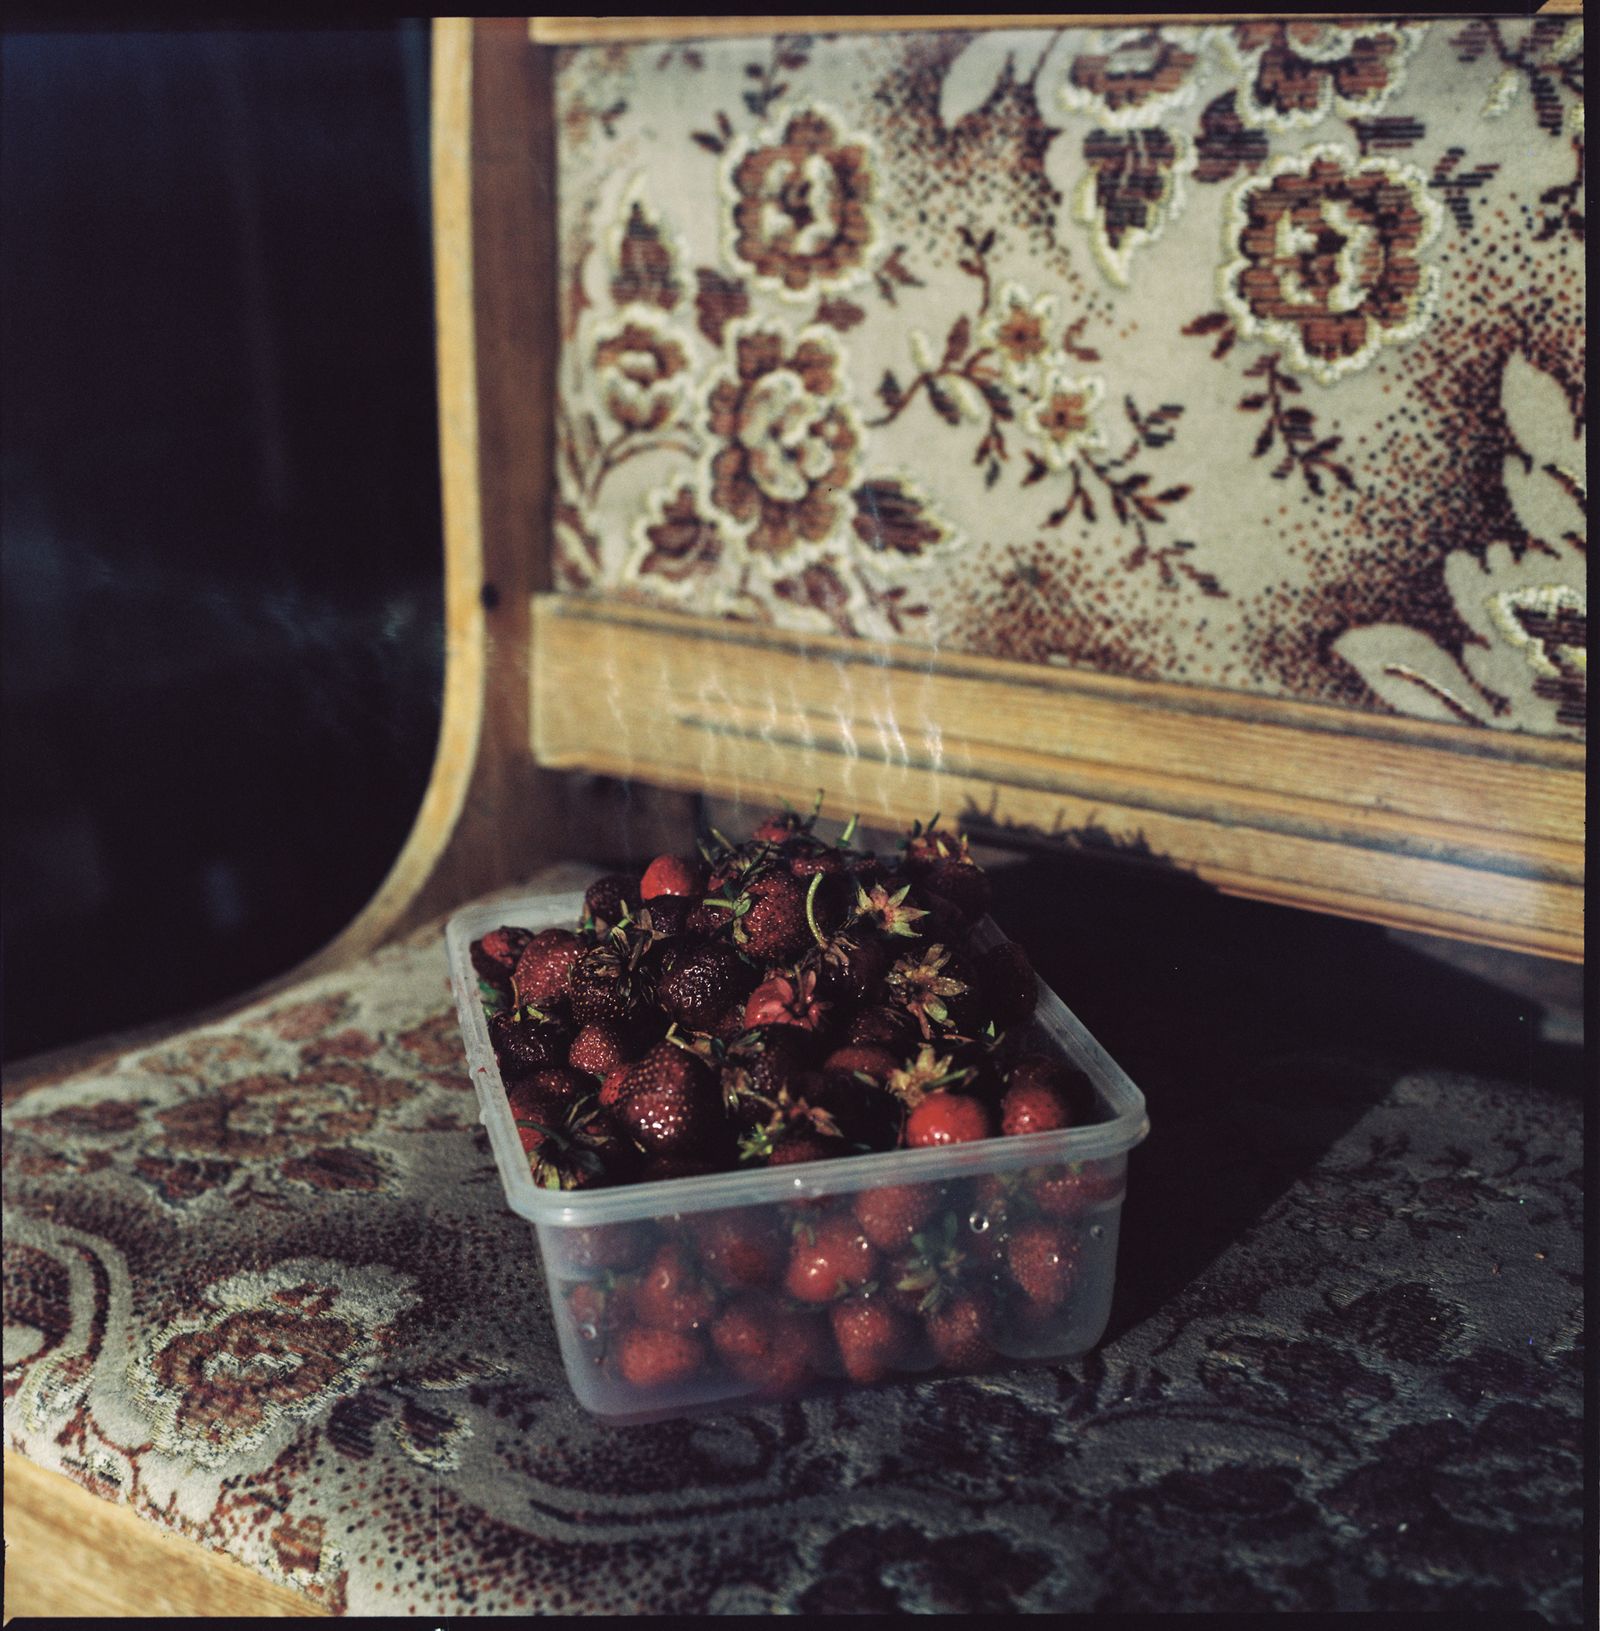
[978,283,1058,389]
[1025,370,1107,470]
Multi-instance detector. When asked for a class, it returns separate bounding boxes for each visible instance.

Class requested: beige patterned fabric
[552,18,1585,737]
[3,867,1582,1615]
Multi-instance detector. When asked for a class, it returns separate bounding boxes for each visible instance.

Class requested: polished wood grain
[531,597,1583,961]
[2,1452,326,1619]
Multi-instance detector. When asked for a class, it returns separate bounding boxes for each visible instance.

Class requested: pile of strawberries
[470,805,1101,1193]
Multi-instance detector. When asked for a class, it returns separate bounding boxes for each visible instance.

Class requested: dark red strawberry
[638,895,690,940]
[719,1026,816,1130]
[829,1297,915,1384]
[845,1004,921,1048]
[732,870,817,961]
[752,806,813,843]
[615,1041,727,1164]
[640,853,706,899]
[784,1215,879,1303]
[583,872,640,934]
[799,1072,904,1152]
[904,1092,993,1148]
[489,1009,573,1078]
[766,1125,849,1166]
[511,928,584,1010]
[918,858,992,925]
[689,1207,787,1290]
[471,925,533,986]
[562,1220,653,1273]
[812,932,894,1006]
[977,941,1038,1029]
[633,1240,717,1332]
[711,1294,830,1393]
[504,1070,591,1154]
[567,927,655,1024]
[853,1181,943,1252]
[525,1100,639,1191]
[657,940,758,1033]
[1006,1220,1081,1308]
[615,1324,706,1390]
[744,969,831,1033]
[598,1062,633,1109]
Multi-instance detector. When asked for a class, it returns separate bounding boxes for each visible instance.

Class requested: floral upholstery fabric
[3,862,1582,1617]
[553,18,1586,738]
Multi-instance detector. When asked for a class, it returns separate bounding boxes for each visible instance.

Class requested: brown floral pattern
[1221,21,1423,132]
[2,882,1582,1616]
[1221,145,1442,384]
[725,105,875,297]
[553,20,1583,734]
[705,322,861,561]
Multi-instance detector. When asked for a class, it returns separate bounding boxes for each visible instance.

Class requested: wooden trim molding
[531,597,1583,961]
[531,7,1583,45]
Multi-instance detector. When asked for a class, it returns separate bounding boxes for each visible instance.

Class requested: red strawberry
[744,969,831,1033]
[510,928,584,1010]
[1029,1161,1121,1219]
[853,1182,943,1252]
[689,1208,787,1290]
[583,872,641,934]
[977,941,1038,1029]
[822,1043,902,1084]
[615,1324,706,1390]
[829,1297,915,1384]
[766,1125,848,1166]
[1000,1075,1074,1138]
[505,1070,589,1152]
[711,1294,829,1393]
[753,807,812,843]
[598,1062,633,1109]
[640,853,706,899]
[904,1092,993,1149]
[633,1240,718,1332]
[657,941,758,1033]
[784,1215,879,1303]
[926,1289,1000,1372]
[568,1019,654,1078]
[615,1041,727,1163]
[1006,1220,1081,1308]
[471,925,533,986]
[1006,1055,1097,1124]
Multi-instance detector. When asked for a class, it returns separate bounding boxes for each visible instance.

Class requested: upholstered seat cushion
[3,868,1582,1617]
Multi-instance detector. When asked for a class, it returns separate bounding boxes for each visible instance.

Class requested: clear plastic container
[447,889,1150,1424]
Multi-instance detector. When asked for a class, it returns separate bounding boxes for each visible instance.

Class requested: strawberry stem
[804,871,827,947]
[839,812,859,846]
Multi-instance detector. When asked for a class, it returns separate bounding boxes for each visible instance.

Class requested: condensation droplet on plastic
[968,1212,990,1234]
[1090,1224,1105,1239]
[577,1322,598,1341]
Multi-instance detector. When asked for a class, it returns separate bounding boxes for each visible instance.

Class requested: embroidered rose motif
[591,311,690,432]
[1221,22,1423,131]
[705,323,862,561]
[1220,146,1442,384]
[725,106,875,297]
[1057,28,1205,129]
[128,1261,416,1467]
[633,483,725,585]
[979,283,1057,388]
[1025,371,1106,470]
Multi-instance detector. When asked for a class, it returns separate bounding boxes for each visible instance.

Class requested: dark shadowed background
[2,25,444,1061]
